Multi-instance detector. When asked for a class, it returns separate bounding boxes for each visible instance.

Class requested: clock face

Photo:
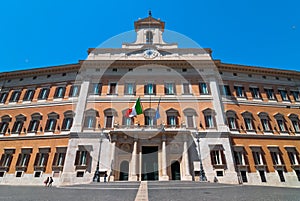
[143,49,158,59]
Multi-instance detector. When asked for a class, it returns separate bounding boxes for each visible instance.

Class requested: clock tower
[122,12,178,49]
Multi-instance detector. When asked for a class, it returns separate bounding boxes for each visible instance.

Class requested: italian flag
[126,97,143,117]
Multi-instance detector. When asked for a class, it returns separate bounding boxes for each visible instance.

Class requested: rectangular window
[62,118,73,131]
[144,83,156,95]
[186,116,194,128]
[0,92,8,103]
[123,117,133,127]
[244,118,253,130]
[265,88,275,100]
[75,151,89,166]
[210,150,226,166]
[199,83,209,95]
[228,117,237,130]
[261,119,270,131]
[277,170,285,182]
[205,115,215,128]
[89,83,102,95]
[108,83,117,95]
[259,170,267,182]
[249,87,261,99]
[234,86,245,98]
[276,119,286,132]
[279,90,289,101]
[221,85,231,96]
[69,85,80,97]
[0,153,13,168]
[52,151,66,168]
[241,171,248,183]
[234,151,246,165]
[291,91,300,102]
[23,89,35,101]
[38,88,50,100]
[34,153,48,168]
[295,170,300,181]
[124,83,135,95]
[0,122,9,134]
[165,83,175,95]
[145,116,154,126]
[167,116,177,126]
[292,120,300,132]
[105,116,113,128]
[252,151,264,165]
[182,83,191,95]
[270,152,283,165]
[287,152,299,165]
[84,116,95,129]
[16,153,30,168]
[9,91,21,102]
[45,119,57,132]
[28,120,39,133]
[54,86,66,98]
[12,121,23,134]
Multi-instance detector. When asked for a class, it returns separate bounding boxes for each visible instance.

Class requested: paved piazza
[0,182,299,201]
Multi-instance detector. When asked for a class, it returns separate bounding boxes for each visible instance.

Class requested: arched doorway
[119,161,129,181]
[171,161,181,180]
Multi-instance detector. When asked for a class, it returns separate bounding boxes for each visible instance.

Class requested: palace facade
[0,14,300,187]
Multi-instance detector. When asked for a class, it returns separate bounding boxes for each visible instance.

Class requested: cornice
[217,62,300,78]
[0,63,80,80]
[230,133,300,140]
[0,133,70,141]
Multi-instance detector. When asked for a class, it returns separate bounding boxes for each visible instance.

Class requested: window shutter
[43,153,49,167]
[210,151,216,165]
[52,153,58,166]
[74,151,80,165]
[0,154,4,166]
[16,92,21,102]
[34,153,40,166]
[45,120,50,131]
[244,153,249,165]
[221,151,227,165]
[61,153,66,166]
[25,154,31,166]
[16,154,22,166]
[86,151,91,167]
[153,84,156,94]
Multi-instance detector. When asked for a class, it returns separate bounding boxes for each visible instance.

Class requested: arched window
[258,112,271,132]
[183,108,197,128]
[274,113,287,133]
[12,114,26,134]
[241,111,255,131]
[203,108,216,129]
[226,110,238,130]
[146,31,153,44]
[288,114,300,133]
[62,111,75,131]
[166,108,179,127]
[0,115,12,134]
[83,109,99,129]
[104,108,118,128]
[144,108,156,126]
[28,113,42,133]
[45,112,59,132]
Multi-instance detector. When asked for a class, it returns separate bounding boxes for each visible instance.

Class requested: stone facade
[0,14,299,187]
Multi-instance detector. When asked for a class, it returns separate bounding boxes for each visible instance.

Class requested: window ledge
[34,166,46,171]
[52,166,64,171]
[213,164,227,169]
[75,165,88,170]
[15,166,28,171]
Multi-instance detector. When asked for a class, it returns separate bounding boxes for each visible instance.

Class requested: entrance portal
[171,161,181,180]
[119,161,129,181]
[142,146,158,181]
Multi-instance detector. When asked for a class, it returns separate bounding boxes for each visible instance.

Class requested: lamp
[93,129,104,182]
[194,129,207,181]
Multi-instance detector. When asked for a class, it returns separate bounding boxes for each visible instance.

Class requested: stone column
[182,134,192,180]
[71,80,90,133]
[209,78,228,132]
[160,134,169,180]
[109,135,117,181]
[129,138,138,181]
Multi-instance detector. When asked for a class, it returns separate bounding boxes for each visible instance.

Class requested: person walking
[44,177,49,187]
[48,177,54,187]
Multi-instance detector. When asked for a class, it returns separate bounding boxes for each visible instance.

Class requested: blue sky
[0,0,299,72]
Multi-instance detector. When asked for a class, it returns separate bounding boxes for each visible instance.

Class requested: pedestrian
[104,172,108,182]
[44,177,49,187]
[48,177,54,187]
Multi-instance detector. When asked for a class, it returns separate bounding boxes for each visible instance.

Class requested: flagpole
[150,94,152,128]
